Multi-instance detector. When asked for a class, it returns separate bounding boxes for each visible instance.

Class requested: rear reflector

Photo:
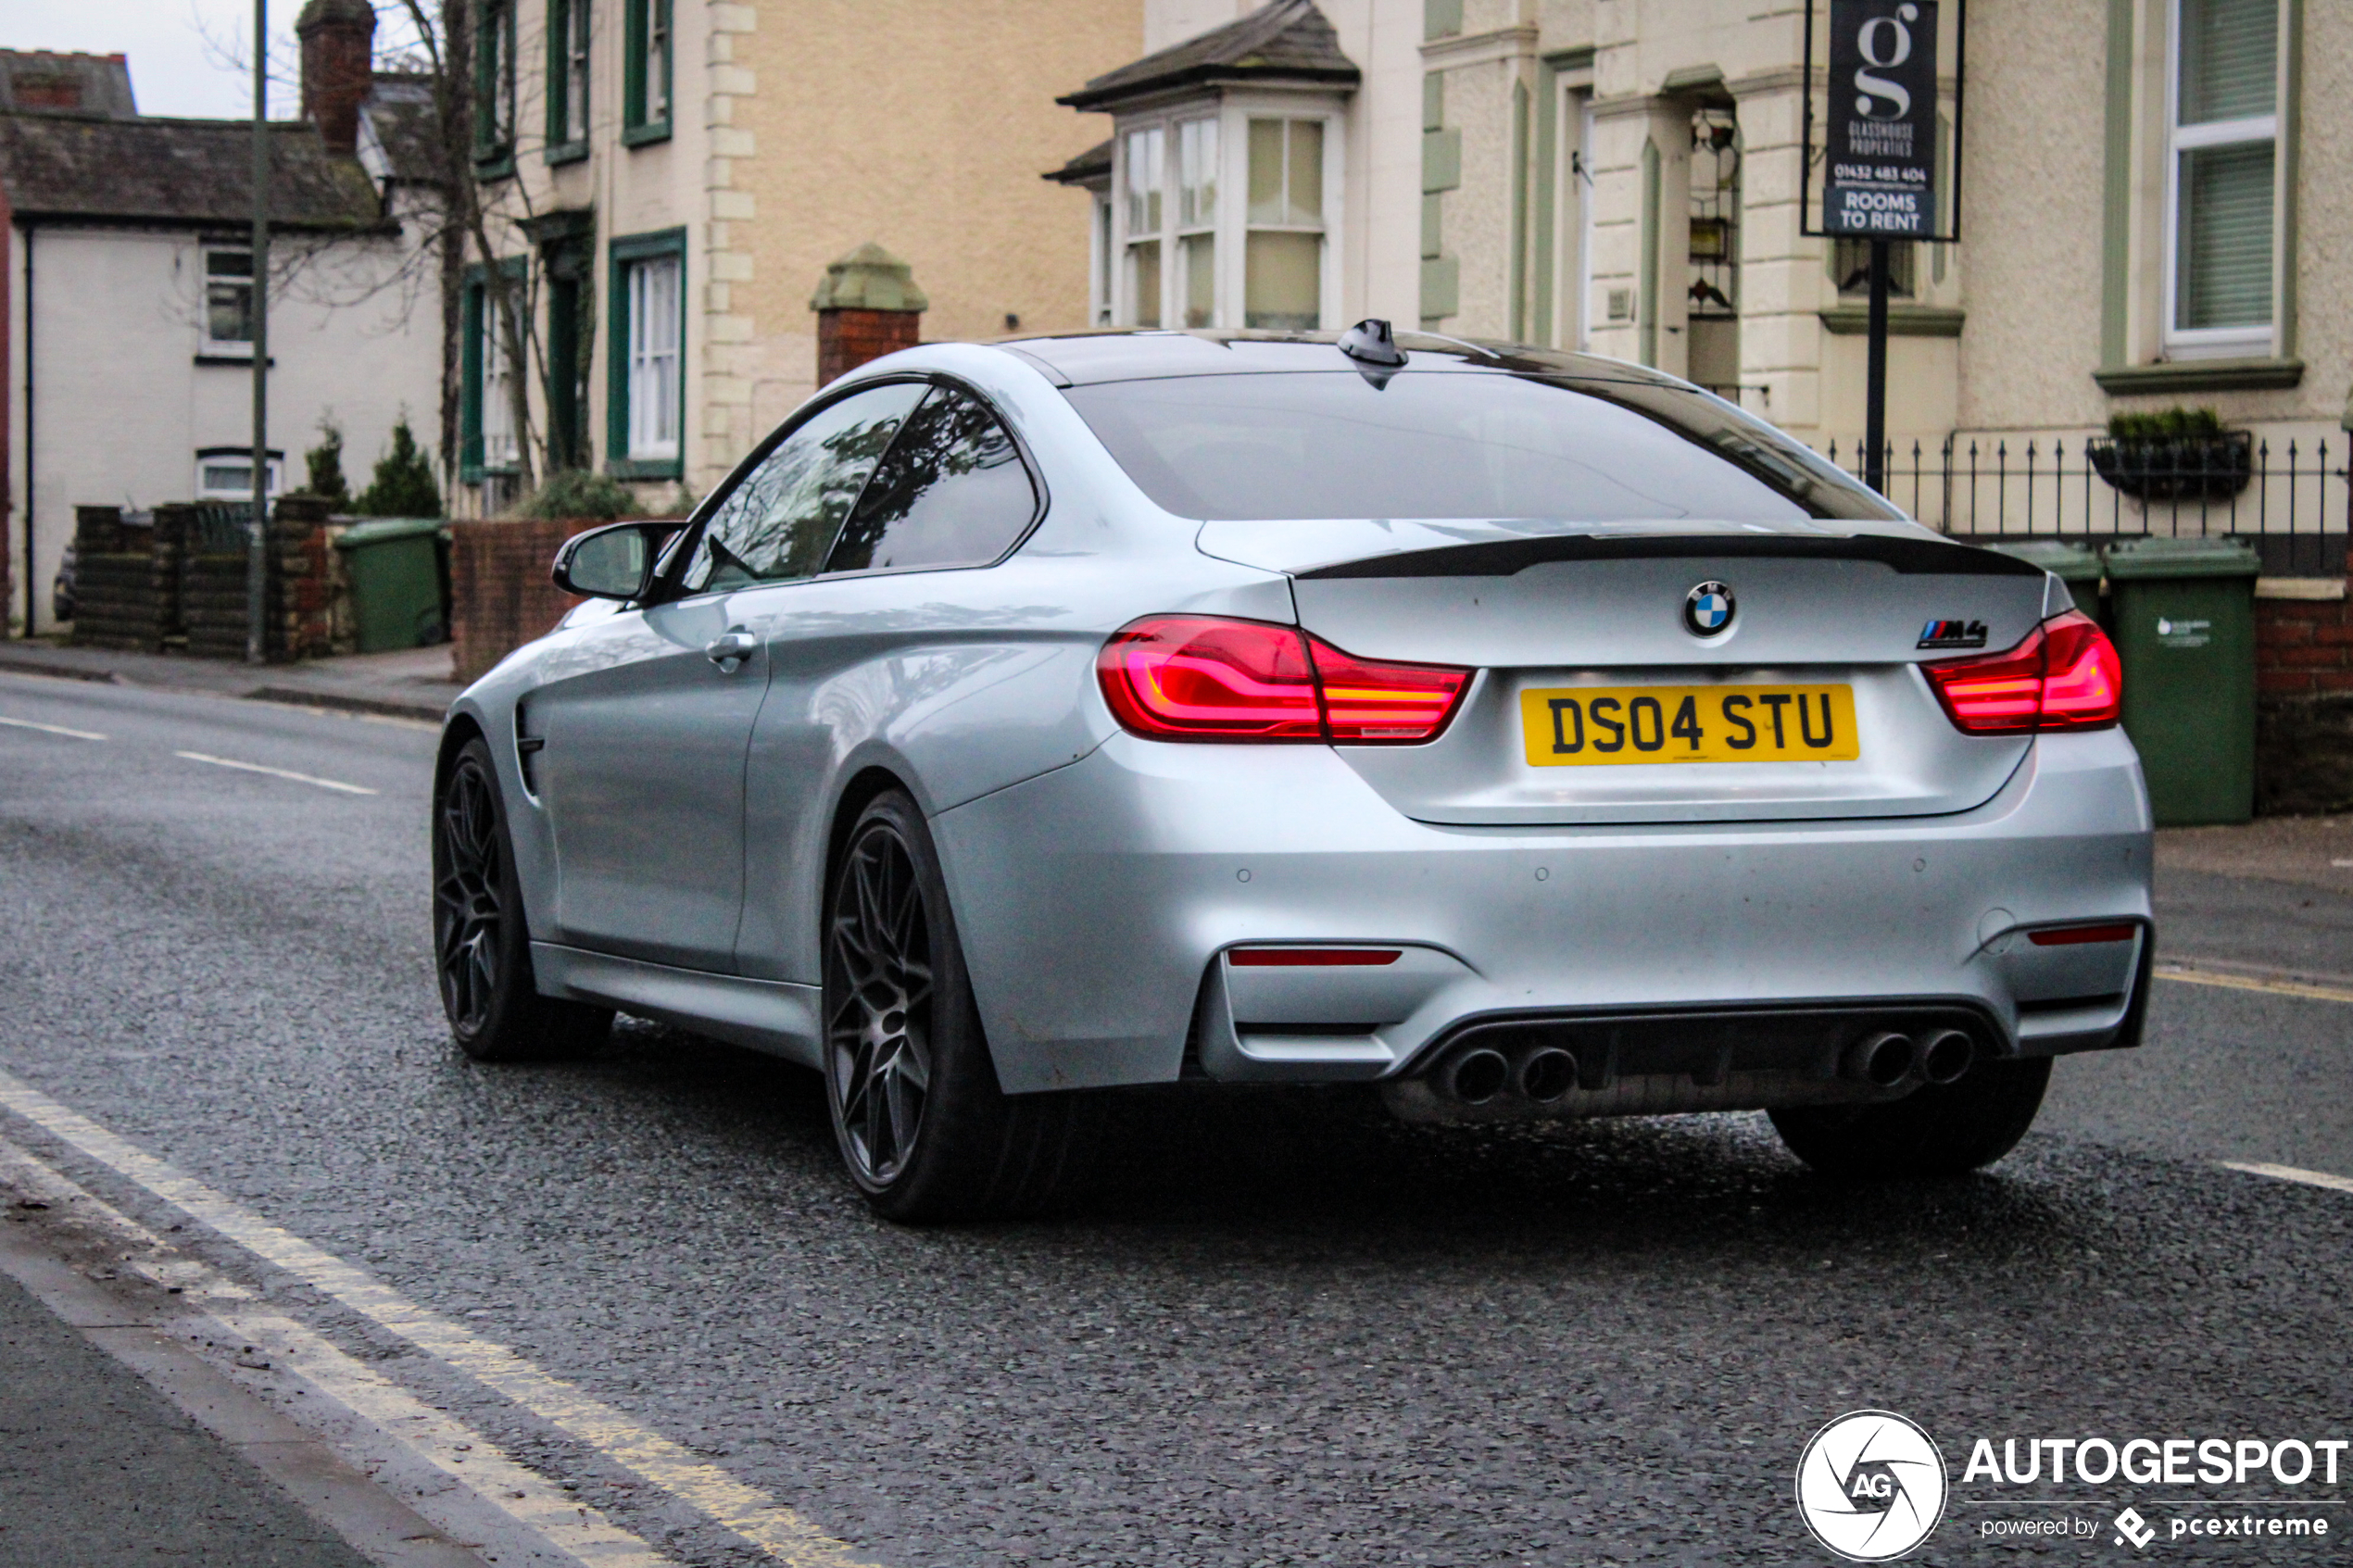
[1923,609,2121,735]
[1098,615,1469,744]
[1227,947,1403,967]
[2027,922,2139,947]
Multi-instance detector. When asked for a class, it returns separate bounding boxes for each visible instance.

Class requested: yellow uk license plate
[1518,684,1861,767]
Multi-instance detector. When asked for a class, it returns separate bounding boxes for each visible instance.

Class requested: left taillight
[1922,609,2121,735]
[1097,615,1471,744]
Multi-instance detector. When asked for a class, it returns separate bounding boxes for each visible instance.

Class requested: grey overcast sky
[2,0,300,119]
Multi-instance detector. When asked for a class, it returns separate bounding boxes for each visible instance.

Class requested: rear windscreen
[1062,370,1899,522]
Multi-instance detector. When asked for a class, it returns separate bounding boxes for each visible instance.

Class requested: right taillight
[1097,615,1470,744]
[1923,609,2121,735]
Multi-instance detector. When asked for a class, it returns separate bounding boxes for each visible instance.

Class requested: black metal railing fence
[1817,435,2351,576]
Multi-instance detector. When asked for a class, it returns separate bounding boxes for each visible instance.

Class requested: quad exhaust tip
[1843,1031,1918,1089]
[1427,1022,1980,1107]
[1447,1047,1511,1105]
[1920,1028,1975,1086]
[1519,1047,1577,1103]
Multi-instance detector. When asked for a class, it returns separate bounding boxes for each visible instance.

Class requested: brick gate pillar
[811,244,928,387]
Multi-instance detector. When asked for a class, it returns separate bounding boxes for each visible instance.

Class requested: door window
[682,382,928,593]
[824,387,1038,575]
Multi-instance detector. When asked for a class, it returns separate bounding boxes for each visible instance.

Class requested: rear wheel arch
[824,765,920,909]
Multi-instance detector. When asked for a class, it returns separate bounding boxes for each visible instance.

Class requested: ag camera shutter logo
[1796,1410,1949,1561]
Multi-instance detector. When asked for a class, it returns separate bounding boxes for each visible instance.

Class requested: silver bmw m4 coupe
[433,325,2153,1221]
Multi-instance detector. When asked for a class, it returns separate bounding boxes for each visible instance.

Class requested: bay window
[2163,0,2279,355]
[1113,104,1336,332]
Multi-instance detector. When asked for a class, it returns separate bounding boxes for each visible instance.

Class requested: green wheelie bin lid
[1991,540,2105,621]
[333,518,449,653]
[2099,535,2261,581]
[2099,535,2260,826]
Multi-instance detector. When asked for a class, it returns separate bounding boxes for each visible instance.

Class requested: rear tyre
[823,789,1094,1223]
[433,737,611,1062]
[1768,1057,2052,1179]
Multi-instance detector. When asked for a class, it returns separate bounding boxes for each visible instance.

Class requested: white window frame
[201,245,256,357]
[624,253,684,462]
[1174,115,1219,329]
[2159,0,2281,358]
[195,451,283,500]
[1111,96,1343,333]
[1090,191,1114,326]
[1119,124,1166,329]
[480,294,519,472]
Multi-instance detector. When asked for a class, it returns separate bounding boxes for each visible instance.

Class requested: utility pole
[1864,237,1890,495]
[247,0,270,664]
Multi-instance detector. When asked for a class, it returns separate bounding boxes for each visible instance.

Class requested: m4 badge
[1918,618,1988,649]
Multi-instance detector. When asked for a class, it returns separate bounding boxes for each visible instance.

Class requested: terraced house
[453,0,1139,514]
[0,37,441,636]
[1052,0,2347,551]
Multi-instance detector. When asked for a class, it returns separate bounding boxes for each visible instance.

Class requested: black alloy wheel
[434,746,506,1037]
[431,737,609,1061]
[821,790,1097,1222]
[824,813,936,1187]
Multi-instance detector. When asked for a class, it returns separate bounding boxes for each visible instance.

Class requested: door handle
[704,629,760,671]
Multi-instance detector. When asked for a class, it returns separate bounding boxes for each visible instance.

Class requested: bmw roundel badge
[1683,581,1735,637]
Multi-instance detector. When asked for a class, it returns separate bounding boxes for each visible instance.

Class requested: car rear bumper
[931,727,2153,1098]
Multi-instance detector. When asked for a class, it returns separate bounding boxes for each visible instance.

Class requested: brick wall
[448,517,590,684]
[2255,586,2353,814]
[817,307,921,387]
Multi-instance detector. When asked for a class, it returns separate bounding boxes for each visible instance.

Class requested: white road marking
[0,1070,868,1568]
[0,1138,669,1568]
[2154,964,2353,1006]
[175,750,379,795]
[2333,859,2353,869]
[0,714,107,740]
[2219,1161,2353,1197]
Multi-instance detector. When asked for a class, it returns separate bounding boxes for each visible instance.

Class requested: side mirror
[551,521,675,601]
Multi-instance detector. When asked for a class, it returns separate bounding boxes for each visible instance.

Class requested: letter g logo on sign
[1855,3,1919,118]
[1796,1410,1949,1561]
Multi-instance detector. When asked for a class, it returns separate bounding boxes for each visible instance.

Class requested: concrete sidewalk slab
[2159,811,2353,893]
[0,642,459,723]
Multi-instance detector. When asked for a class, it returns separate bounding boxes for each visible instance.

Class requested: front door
[530,593,767,971]
[533,379,931,972]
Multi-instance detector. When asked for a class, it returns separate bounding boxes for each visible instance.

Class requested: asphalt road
[1,669,2347,1566]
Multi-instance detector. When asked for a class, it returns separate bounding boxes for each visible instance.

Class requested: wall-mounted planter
[2086,432,2254,503]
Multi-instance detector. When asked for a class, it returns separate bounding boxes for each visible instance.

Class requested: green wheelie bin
[2100,535,2261,826]
[1992,540,2105,624]
[334,518,449,653]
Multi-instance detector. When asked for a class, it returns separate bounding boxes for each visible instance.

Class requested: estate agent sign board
[1805,0,1965,242]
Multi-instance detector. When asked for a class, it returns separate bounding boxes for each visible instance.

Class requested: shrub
[2107,407,2226,441]
[355,420,444,517]
[304,418,352,508]
[518,469,636,521]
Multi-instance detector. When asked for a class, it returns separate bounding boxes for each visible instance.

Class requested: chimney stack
[296,0,376,157]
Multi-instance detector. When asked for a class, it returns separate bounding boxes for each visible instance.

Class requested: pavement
[0,669,2348,1566]
[0,639,461,722]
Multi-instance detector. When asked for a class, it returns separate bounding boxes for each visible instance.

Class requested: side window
[682,382,927,593]
[824,388,1039,575]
